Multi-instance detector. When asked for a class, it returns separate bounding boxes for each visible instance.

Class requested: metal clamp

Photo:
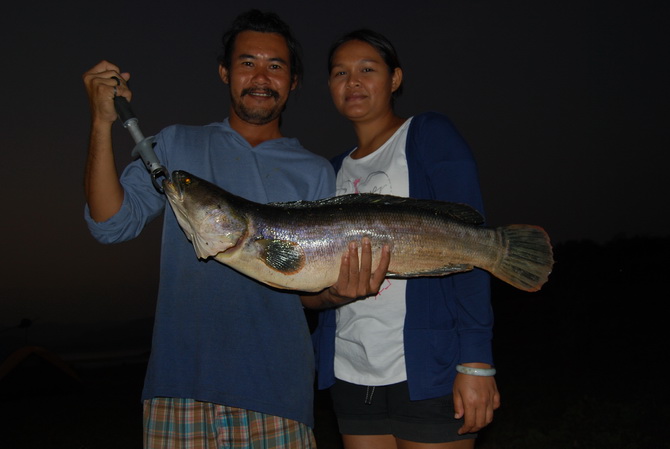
[114,96,169,193]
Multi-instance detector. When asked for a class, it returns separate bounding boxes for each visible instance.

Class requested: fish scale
[164,170,554,292]
[257,206,479,273]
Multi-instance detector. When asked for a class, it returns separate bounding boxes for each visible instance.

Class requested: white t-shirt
[334,118,413,386]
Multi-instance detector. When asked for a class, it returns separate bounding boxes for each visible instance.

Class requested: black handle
[113,95,136,124]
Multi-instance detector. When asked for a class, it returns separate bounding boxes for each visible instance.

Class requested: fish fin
[359,195,483,224]
[274,194,484,224]
[491,225,554,292]
[387,264,473,278]
[257,239,305,275]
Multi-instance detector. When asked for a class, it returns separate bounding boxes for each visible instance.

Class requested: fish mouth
[162,178,181,202]
[163,170,190,201]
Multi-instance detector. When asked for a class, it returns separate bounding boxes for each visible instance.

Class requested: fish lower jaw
[192,234,243,259]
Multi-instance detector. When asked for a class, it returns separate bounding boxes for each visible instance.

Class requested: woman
[312,30,500,449]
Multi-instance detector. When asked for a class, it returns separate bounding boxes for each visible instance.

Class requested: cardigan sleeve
[407,112,494,366]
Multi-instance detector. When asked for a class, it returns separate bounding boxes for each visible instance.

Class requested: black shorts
[330,379,476,443]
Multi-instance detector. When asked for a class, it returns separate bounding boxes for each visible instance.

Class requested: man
[83,10,351,448]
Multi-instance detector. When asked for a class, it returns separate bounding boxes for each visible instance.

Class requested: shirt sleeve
[84,148,167,244]
[412,112,494,366]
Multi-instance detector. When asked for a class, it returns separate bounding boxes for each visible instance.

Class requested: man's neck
[228,114,283,147]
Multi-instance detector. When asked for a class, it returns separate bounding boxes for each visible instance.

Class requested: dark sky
[3,0,668,327]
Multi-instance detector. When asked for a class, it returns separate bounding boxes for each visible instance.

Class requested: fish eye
[185,177,192,185]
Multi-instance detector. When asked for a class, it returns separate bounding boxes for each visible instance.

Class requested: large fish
[163,170,554,292]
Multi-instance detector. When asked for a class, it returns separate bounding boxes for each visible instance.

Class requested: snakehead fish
[163,170,554,292]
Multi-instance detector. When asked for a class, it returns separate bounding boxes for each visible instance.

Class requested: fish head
[163,170,248,259]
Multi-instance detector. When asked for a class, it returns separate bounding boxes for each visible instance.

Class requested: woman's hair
[327,29,403,99]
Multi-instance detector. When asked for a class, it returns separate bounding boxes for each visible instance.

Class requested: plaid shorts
[143,398,316,449]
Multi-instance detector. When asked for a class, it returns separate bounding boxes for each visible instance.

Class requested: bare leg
[342,434,398,449]
[396,438,475,449]
[342,434,475,449]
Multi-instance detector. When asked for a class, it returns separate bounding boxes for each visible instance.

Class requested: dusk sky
[3,0,668,328]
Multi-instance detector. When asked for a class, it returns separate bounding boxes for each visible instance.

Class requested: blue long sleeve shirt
[85,119,335,427]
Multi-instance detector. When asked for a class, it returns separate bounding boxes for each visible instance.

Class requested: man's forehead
[233,30,290,59]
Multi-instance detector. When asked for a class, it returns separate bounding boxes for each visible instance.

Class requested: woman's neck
[350,112,406,159]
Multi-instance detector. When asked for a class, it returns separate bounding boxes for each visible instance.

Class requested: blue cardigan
[312,112,494,400]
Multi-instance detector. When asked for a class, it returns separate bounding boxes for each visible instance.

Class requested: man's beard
[231,88,285,125]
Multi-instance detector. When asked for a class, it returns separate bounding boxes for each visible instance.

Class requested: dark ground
[2,236,669,448]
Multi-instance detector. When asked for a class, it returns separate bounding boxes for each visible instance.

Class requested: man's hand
[82,60,131,125]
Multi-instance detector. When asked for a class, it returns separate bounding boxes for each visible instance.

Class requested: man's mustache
[241,88,280,99]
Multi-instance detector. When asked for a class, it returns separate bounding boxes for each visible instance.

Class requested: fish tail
[492,225,554,292]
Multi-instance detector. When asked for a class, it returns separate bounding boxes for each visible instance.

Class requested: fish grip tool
[113,96,169,193]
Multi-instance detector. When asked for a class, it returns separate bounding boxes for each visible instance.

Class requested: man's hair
[327,29,404,99]
[218,9,303,88]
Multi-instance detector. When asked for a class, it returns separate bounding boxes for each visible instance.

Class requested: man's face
[220,30,296,126]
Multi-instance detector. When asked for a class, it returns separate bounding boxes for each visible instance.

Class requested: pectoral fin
[257,239,305,274]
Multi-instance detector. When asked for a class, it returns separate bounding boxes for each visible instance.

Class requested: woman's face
[328,39,402,122]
